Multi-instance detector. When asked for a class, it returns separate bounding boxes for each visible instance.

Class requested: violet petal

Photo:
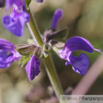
[51,9,63,30]
[3,0,30,37]
[0,39,15,52]
[58,47,71,61]
[65,36,101,53]
[0,39,21,68]
[69,53,90,75]
[25,56,40,81]
[2,13,25,37]
[0,50,14,64]
[0,63,10,68]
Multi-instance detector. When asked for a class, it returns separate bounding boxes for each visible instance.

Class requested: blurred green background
[0,0,103,103]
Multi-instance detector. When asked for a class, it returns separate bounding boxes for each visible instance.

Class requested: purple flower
[58,36,102,75]
[51,9,63,30]
[2,0,30,37]
[0,39,21,68]
[36,0,43,3]
[25,56,40,81]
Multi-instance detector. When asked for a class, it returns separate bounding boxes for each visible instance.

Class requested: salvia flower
[25,55,41,81]
[51,9,63,30]
[0,39,21,68]
[58,36,102,75]
[50,9,102,75]
[2,0,30,37]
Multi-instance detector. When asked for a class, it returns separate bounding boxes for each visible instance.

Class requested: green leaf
[47,27,69,42]
[16,44,36,56]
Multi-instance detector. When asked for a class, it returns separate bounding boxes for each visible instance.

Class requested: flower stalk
[26,7,64,101]
[26,8,43,47]
[43,55,64,99]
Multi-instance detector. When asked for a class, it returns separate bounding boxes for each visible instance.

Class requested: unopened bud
[51,9,63,30]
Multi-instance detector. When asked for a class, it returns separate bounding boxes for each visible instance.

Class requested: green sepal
[41,44,50,58]
[47,27,69,42]
[20,56,30,67]
[42,44,50,51]
[42,51,49,58]
[16,44,36,56]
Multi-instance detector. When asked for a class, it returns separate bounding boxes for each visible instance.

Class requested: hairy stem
[26,7,64,101]
[26,8,43,47]
[43,55,64,99]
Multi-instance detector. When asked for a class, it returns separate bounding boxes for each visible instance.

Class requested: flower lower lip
[3,16,11,24]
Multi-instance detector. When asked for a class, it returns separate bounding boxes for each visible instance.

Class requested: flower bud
[51,9,63,30]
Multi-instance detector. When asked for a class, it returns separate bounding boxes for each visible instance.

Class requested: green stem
[44,55,64,99]
[26,8,43,47]
[26,7,64,101]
